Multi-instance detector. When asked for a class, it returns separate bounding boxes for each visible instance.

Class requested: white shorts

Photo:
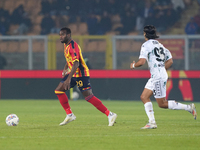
[145,78,167,98]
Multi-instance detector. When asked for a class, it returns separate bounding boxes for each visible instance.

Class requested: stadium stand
[78,22,88,35]
[167,0,199,34]
[96,41,107,52]
[19,41,28,52]
[0,0,197,36]
[0,0,198,56]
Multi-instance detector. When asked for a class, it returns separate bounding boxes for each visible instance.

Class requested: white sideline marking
[1,133,200,139]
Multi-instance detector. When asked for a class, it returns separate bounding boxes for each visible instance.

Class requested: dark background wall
[1,78,200,102]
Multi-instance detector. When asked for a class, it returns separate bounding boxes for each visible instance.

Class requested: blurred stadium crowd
[0,0,199,36]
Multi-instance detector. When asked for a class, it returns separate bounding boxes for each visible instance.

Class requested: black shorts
[61,75,91,92]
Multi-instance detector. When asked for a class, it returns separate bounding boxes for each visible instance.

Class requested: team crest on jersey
[66,57,72,62]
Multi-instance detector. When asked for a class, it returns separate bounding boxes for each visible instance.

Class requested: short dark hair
[143,25,159,39]
[60,27,71,34]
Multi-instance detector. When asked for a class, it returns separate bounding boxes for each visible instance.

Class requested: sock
[85,94,110,116]
[144,102,156,123]
[55,90,72,114]
[168,100,191,111]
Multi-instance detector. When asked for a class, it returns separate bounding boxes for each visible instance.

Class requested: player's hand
[63,79,71,90]
[62,69,68,77]
[62,71,67,77]
[130,61,135,69]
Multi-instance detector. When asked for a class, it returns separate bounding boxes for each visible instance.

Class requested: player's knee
[82,89,93,98]
[85,94,94,101]
[157,103,163,108]
[157,102,167,108]
[156,98,168,108]
[140,95,146,101]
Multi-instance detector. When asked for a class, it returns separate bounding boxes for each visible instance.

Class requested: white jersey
[139,39,172,80]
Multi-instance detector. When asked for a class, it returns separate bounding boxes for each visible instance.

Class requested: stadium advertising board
[158,39,184,59]
[0,70,200,101]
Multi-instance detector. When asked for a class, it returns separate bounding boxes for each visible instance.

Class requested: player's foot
[141,122,157,129]
[59,113,76,126]
[189,103,197,120]
[108,112,117,126]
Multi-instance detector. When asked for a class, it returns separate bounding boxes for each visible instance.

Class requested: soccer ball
[72,91,79,100]
[5,114,19,126]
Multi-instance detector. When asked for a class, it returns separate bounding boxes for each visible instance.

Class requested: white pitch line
[0,133,200,139]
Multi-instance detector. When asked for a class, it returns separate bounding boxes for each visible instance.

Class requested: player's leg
[140,78,158,129]
[78,77,117,126]
[55,82,72,114]
[55,75,76,125]
[82,89,110,115]
[156,98,197,119]
[140,88,157,129]
[82,89,117,126]
[154,80,197,120]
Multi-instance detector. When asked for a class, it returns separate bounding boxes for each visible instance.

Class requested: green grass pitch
[0,100,199,150]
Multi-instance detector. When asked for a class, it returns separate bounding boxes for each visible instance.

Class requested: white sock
[67,113,73,116]
[144,102,156,123]
[108,112,113,118]
[168,100,191,111]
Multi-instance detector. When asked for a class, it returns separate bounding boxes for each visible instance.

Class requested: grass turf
[0,100,199,150]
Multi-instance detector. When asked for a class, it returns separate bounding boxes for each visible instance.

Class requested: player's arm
[165,58,173,70]
[63,61,79,90]
[165,48,173,70]
[130,58,146,69]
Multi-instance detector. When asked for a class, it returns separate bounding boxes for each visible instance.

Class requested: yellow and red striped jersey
[64,40,90,77]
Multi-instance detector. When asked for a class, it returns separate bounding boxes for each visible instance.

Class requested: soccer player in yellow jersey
[55,27,117,126]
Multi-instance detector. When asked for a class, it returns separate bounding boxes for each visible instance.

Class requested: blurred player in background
[130,25,197,129]
[55,27,117,126]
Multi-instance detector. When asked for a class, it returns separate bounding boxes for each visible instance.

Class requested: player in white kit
[130,25,197,129]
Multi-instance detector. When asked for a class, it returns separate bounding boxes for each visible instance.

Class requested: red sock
[55,90,72,114]
[86,95,110,116]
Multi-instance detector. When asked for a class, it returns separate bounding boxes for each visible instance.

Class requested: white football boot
[108,112,117,126]
[59,113,76,126]
[189,103,197,120]
[141,122,157,129]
